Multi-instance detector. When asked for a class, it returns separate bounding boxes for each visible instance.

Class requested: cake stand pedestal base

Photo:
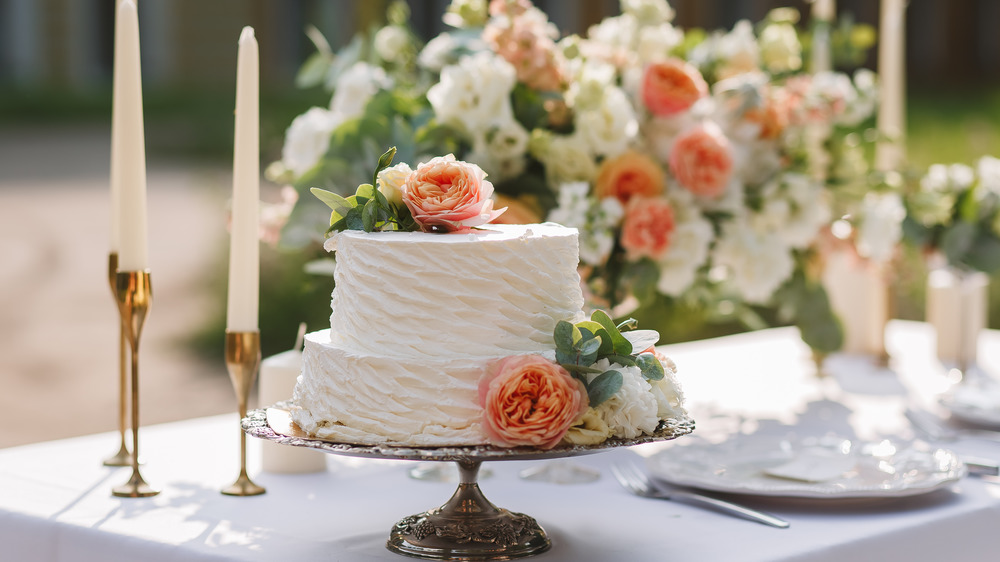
[388,460,549,560]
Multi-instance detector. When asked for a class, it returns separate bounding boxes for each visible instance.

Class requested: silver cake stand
[243,405,695,561]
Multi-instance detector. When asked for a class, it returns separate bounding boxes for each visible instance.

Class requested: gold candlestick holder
[222,331,266,496]
[103,252,133,467]
[112,269,159,498]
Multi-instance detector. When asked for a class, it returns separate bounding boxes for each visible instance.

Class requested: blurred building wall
[0,0,998,93]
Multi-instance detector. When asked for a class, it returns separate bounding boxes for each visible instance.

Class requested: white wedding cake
[291,223,588,445]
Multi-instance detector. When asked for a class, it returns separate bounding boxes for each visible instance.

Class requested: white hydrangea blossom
[329,62,391,118]
[752,173,831,250]
[281,107,343,178]
[976,155,1000,196]
[655,190,714,296]
[530,132,597,185]
[575,86,638,158]
[647,356,687,419]
[585,359,660,439]
[374,26,410,64]
[636,23,684,64]
[548,183,623,266]
[712,217,795,304]
[466,119,530,181]
[910,163,970,226]
[427,51,517,137]
[856,192,905,263]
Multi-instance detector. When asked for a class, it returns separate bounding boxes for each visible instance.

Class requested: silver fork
[610,462,790,528]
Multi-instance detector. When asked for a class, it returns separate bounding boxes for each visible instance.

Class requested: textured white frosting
[292,223,587,445]
[326,223,585,358]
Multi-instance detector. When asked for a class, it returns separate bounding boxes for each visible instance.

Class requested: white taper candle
[226,26,260,332]
[115,0,148,271]
[875,0,907,172]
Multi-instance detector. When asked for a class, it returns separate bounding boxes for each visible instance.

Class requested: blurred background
[2,0,1000,447]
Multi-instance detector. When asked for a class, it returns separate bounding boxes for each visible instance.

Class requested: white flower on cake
[281,107,343,178]
[376,162,413,205]
[586,359,660,439]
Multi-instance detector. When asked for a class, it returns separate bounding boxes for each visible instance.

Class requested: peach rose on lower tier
[479,354,588,449]
[669,123,734,199]
[641,58,708,117]
[402,154,506,232]
[621,197,676,260]
[594,150,665,205]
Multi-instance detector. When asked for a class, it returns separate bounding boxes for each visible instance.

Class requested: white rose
[330,62,390,118]
[374,25,409,64]
[427,52,516,136]
[281,107,343,178]
[759,22,801,73]
[647,356,686,419]
[376,162,413,205]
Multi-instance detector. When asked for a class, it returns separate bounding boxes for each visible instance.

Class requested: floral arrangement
[479,310,684,448]
[902,155,1000,274]
[311,146,506,234]
[271,0,883,351]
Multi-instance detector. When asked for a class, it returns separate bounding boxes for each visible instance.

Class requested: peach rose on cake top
[641,58,709,117]
[402,154,507,233]
[594,150,665,205]
[669,122,734,199]
[621,197,676,260]
[479,354,588,449]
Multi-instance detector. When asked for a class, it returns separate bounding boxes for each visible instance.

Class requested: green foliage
[552,311,667,407]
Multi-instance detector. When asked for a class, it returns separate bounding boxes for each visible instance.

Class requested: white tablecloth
[2,321,1000,561]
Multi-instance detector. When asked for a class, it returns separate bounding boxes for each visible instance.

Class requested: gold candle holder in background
[222,331,266,496]
[112,270,159,498]
[103,252,133,467]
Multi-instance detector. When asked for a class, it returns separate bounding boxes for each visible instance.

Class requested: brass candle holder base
[222,331,266,496]
[112,269,159,498]
[103,252,134,467]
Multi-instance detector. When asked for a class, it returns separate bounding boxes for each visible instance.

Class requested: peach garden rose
[669,122,734,199]
[402,154,506,232]
[620,197,676,260]
[594,150,664,205]
[641,58,708,117]
[478,354,588,449]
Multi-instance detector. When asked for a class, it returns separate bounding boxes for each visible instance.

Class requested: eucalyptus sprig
[311,146,417,234]
[553,310,665,407]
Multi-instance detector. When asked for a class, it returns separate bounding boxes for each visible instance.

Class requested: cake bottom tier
[291,329,492,446]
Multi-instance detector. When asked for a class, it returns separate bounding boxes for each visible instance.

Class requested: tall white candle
[810,0,835,73]
[226,27,260,332]
[115,0,148,271]
[109,3,122,254]
[875,0,907,172]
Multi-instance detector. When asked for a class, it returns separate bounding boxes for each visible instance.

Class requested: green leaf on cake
[605,354,636,367]
[311,187,352,214]
[554,321,575,353]
[591,310,632,355]
[560,363,603,375]
[587,370,623,407]
[577,336,601,356]
[616,318,638,332]
[361,200,378,232]
[636,353,665,381]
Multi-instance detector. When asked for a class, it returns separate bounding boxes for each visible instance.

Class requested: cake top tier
[325,223,585,360]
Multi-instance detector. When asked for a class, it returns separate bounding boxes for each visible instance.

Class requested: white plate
[647,435,966,499]
[940,379,1000,428]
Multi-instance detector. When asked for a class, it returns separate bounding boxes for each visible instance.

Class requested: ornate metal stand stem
[388,460,550,560]
[112,270,158,497]
[103,252,133,467]
[222,331,266,496]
